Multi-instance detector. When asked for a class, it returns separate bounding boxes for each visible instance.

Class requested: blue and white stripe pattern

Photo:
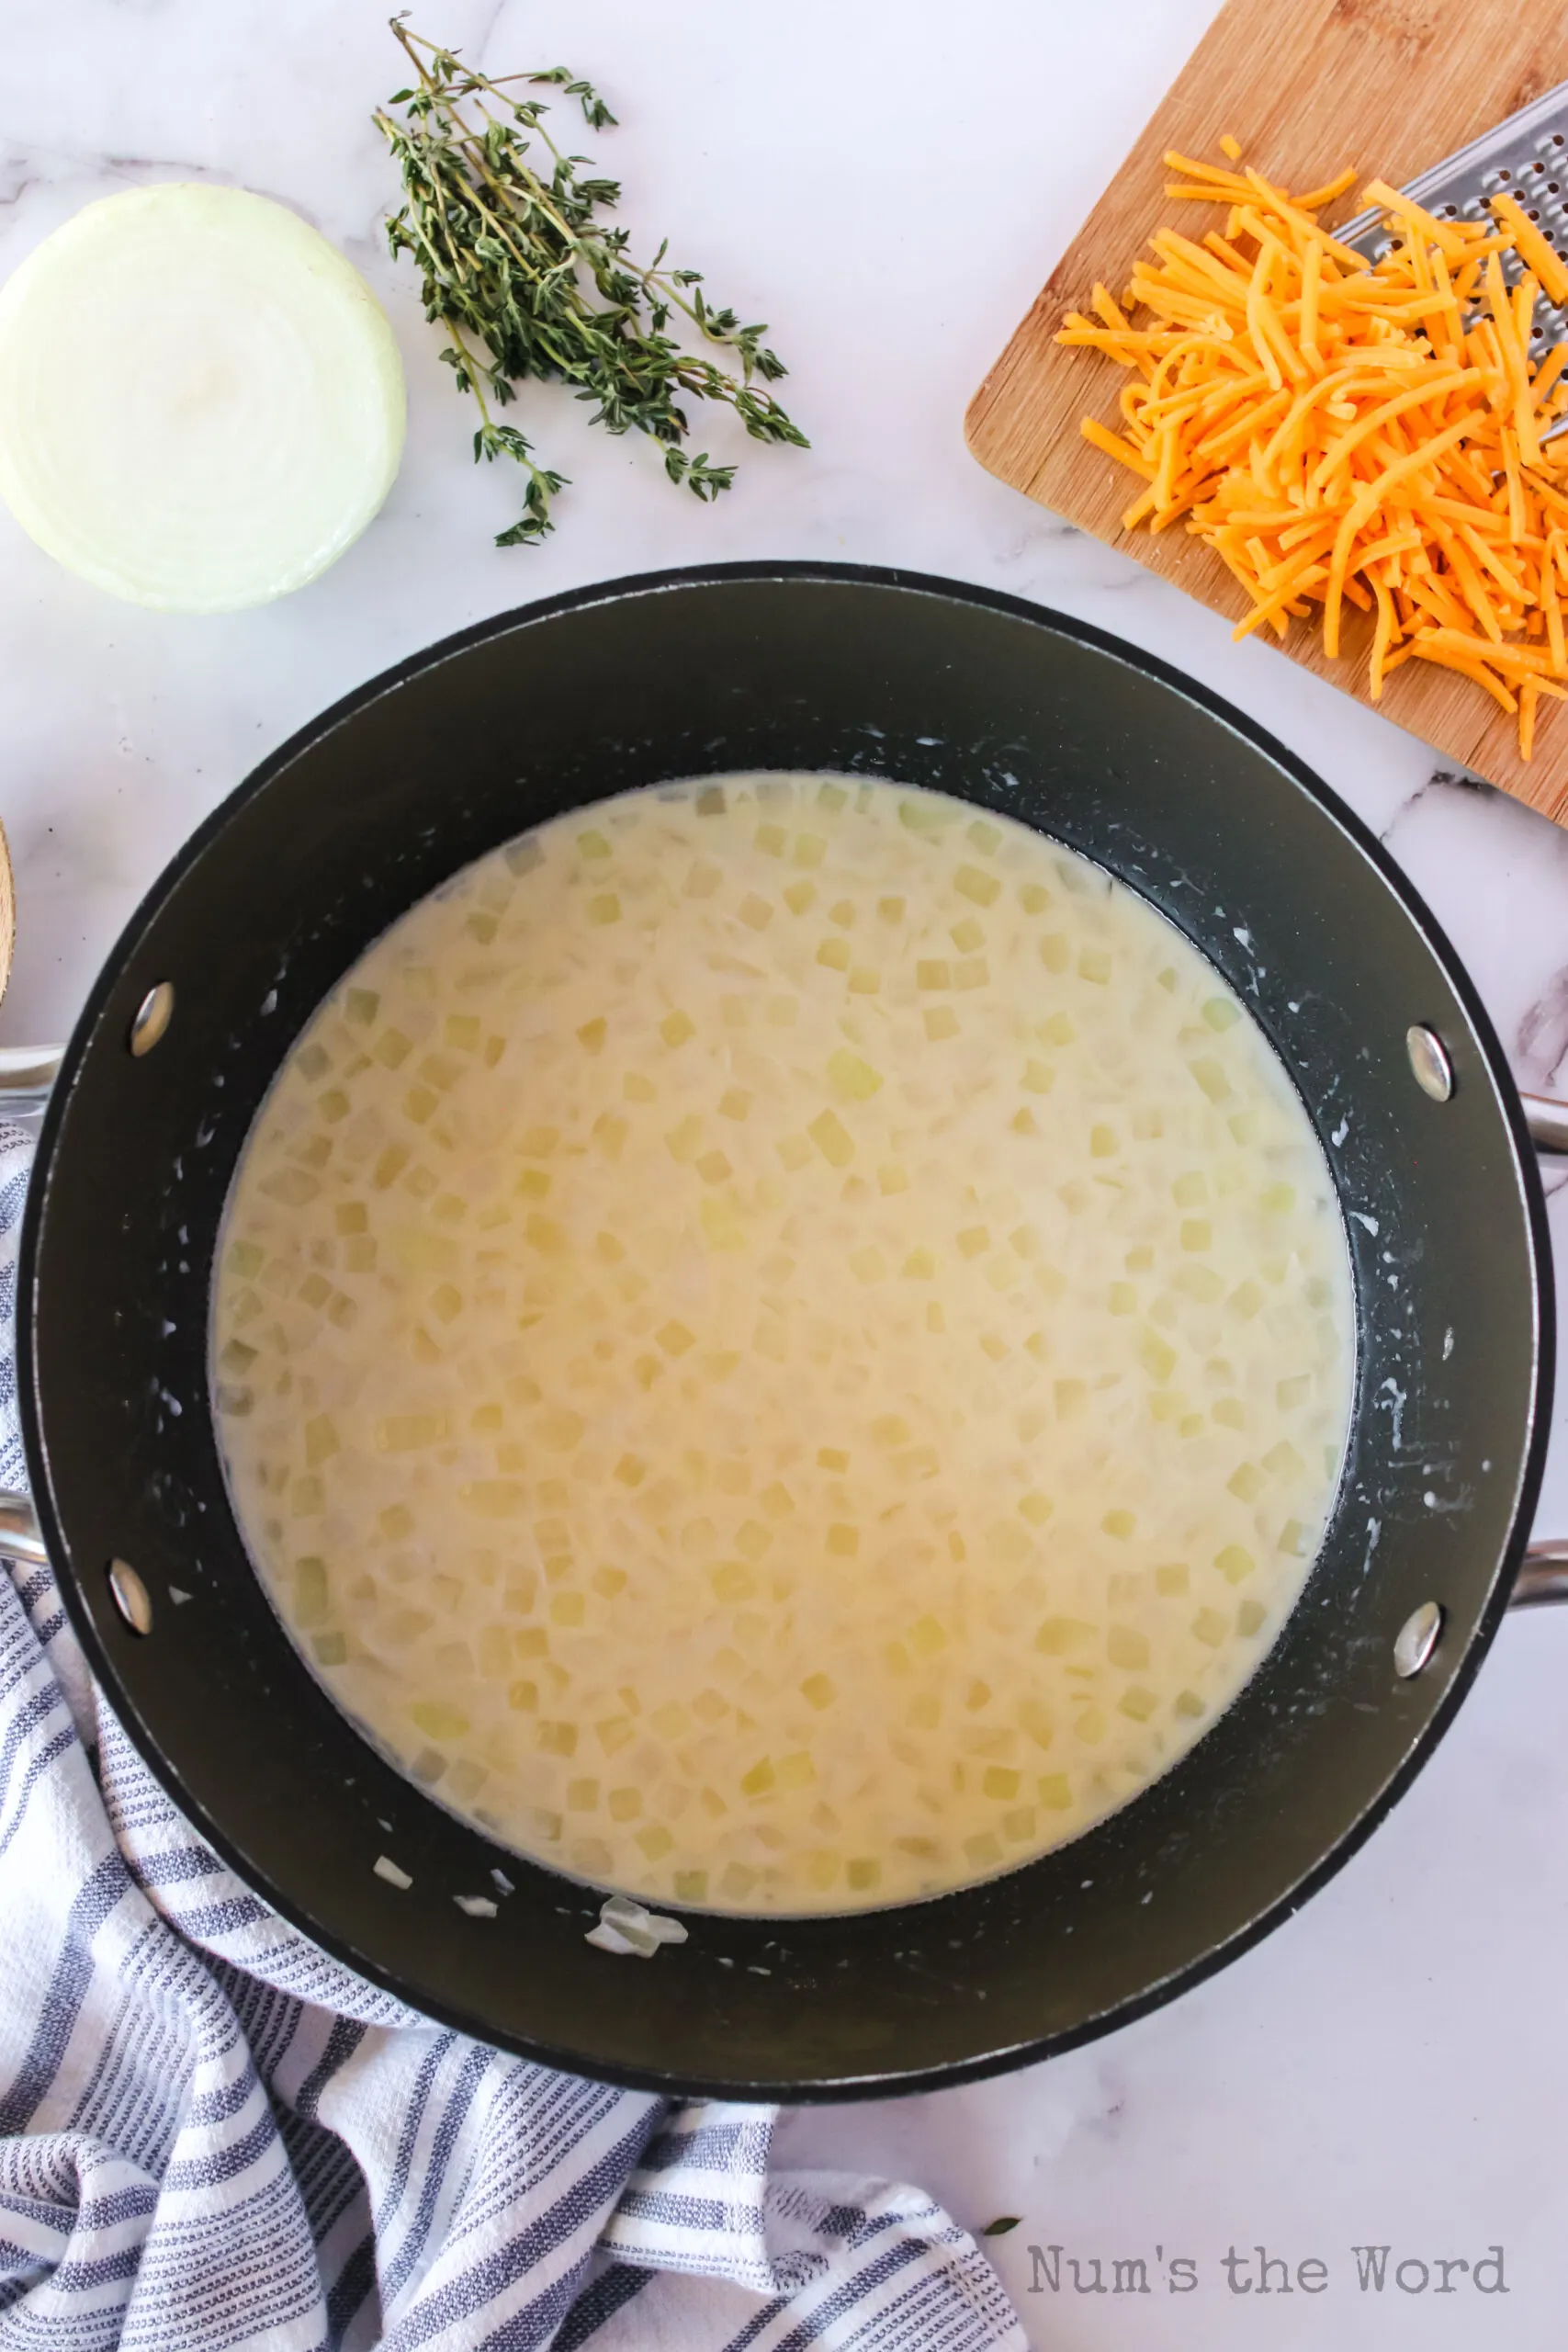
[0,1123,1025,2351]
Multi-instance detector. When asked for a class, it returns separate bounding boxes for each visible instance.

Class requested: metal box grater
[1337,78,1568,351]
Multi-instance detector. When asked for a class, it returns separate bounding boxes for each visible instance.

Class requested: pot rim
[16,560,1555,2098]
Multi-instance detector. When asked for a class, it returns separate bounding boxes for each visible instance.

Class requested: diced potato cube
[954,864,1001,907]
[807,1110,854,1168]
[1035,1617,1096,1655]
[828,1048,883,1099]
[909,1614,948,1658]
[293,1557,330,1628]
[411,1700,469,1742]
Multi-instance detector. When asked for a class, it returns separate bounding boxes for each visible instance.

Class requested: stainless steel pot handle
[1517,1091,1568,1599]
[6,1045,1558,1135]
[1524,1091,1568,1154]
[1,1490,1565,1606]
[1513,1544,1568,1608]
[0,1066,1560,1597]
[0,1055,60,1571]
[0,1495,47,1568]
[0,1045,64,1109]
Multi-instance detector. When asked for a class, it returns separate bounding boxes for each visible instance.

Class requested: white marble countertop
[5,0,1567,2342]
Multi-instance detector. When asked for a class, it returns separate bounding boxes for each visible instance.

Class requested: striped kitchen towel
[0,1118,1026,2352]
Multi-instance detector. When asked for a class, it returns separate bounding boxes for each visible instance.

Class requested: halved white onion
[0,184,405,612]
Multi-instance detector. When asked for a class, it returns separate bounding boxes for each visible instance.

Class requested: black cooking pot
[4,564,1565,2100]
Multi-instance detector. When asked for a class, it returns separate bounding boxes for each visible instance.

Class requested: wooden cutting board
[965,0,1568,825]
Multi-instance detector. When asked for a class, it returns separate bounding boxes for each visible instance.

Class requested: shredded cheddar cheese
[1057,152,1568,759]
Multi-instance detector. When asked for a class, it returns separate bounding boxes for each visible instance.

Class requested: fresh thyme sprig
[374,18,808,546]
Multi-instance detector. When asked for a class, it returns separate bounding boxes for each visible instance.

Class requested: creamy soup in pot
[212,775,1354,1914]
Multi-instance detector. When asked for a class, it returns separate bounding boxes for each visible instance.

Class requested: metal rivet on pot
[1405,1024,1453,1103]
[129,983,175,1058]
[107,1558,153,1636]
[1393,1600,1442,1679]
